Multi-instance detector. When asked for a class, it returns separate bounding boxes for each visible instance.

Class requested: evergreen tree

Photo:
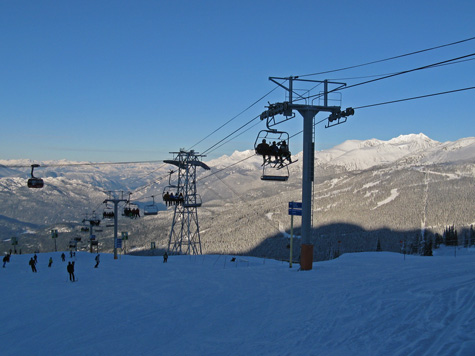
[444,225,458,246]
[422,238,433,256]
[411,234,421,255]
[434,233,443,249]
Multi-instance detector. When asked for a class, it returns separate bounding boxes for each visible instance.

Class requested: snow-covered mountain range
[1,133,475,258]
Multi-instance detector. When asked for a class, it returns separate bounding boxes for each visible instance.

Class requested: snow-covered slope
[2,249,475,355]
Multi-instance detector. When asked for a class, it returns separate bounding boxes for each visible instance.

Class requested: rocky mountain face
[1,133,475,260]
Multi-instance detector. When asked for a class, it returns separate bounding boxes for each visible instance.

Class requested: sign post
[288,202,302,268]
[51,229,58,252]
[121,232,128,254]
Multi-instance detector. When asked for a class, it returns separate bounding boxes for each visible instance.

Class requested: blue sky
[1,0,474,162]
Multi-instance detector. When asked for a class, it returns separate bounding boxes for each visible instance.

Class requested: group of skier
[255,139,292,166]
[3,252,101,282]
[123,207,140,218]
[162,192,184,207]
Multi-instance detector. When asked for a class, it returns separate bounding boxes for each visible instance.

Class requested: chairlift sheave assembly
[27,164,44,188]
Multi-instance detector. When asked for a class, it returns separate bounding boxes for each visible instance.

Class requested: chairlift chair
[162,185,180,206]
[27,164,44,188]
[123,201,140,218]
[254,130,296,182]
[144,195,159,216]
[102,204,115,220]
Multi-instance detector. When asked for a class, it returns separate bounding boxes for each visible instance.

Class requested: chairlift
[27,164,44,188]
[123,201,140,218]
[102,204,115,220]
[162,187,183,207]
[254,130,296,181]
[144,195,159,216]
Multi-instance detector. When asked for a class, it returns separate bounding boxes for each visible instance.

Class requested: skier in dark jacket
[94,254,100,268]
[3,254,10,268]
[29,257,37,272]
[163,252,168,263]
[67,261,75,281]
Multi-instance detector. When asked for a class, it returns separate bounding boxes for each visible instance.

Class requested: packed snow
[2,249,475,356]
[372,188,400,209]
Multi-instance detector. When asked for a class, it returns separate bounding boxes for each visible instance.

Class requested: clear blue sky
[1,0,474,162]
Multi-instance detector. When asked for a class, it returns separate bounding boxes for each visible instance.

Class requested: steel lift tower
[260,76,354,270]
[164,149,210,255]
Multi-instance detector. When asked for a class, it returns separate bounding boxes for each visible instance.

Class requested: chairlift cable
[352,86,475,110]
[201,114,261,155]
[204,120,263,156]
[327,58,475,81]
[298,35,475,78]
[298,53,475,103]
[189,82,283,151]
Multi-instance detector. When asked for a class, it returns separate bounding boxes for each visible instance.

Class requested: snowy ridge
[1,133,475,256]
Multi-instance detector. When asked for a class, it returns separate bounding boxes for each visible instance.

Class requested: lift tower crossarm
[269,76,346,104]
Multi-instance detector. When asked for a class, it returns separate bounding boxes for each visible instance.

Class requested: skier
[29,257,37,272]
[163,252,168,263]
[48,257,53,268]
[94,254,100,268]
[3,254,10,268]
[61,253,65,262]
[67,261,75,282]
[34,254,38,264]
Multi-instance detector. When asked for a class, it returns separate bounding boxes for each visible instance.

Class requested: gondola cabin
[28,164,44,188]
[28,178,44,188]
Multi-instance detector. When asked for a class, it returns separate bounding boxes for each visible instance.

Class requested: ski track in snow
[372,188,399,210]
[1,250,475,356]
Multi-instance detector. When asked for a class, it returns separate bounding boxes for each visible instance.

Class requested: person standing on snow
[163,252,168,263]
[94,254,100,268]
[61,253,65,262]
[48,257,53,268]
[67,261,75,282]
[29,257,37,272]
[3,254,10,268]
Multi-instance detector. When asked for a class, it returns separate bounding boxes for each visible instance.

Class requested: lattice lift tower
[164,149,210,255]
[260,76,354,270]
